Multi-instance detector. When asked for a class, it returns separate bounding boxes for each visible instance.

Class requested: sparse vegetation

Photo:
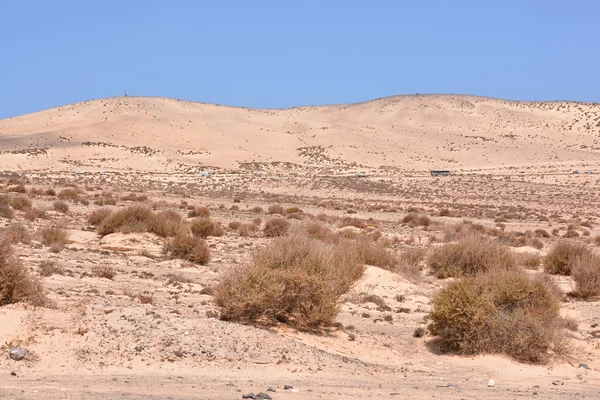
[190,217,224,238]
[571,252,600,300]
[53,201,69,213]
[0,238,47,306]
[40,225,70,248]
[164,234,211,265]
[428,269,564,364]
[544,241,590,275]
[214,235,365,329]
[263,218,290,237]
[92,265,116,280]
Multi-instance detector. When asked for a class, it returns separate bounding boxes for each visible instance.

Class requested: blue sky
[1,0,598,119]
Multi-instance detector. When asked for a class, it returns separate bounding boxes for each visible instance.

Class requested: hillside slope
[1,95,599,173]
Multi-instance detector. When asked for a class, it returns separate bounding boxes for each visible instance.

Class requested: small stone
[10,371,16,376]
[174,350,184,358]
[241,393,255,399]
[255,393,272,400]
[284,385,294,390]
[488,379,495,387]
[266,387,276,392]
[9,348,27,361]
[578,363,590,370]
[552,380,563,386]
[103,307,116,314]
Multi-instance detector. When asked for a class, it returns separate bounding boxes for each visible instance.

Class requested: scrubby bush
[10,196,31,210]
[190,217,224,238]
[263,218,290,237]
[57,188,83,202]
[213,235,365,328]
[428,236,515,278]
[40,225,70,248]
[188,206,210,218]
[164,234,211,264]
[53,201,69,213]
[0,205,14,220]
[7,184,26,193]
[39,261,64,277]
[544,241,590,275]
[571,253,600,300]
[351,238,397,269]
[87,208,114,226]
[92,265,116,280]
[150,210,184,237]
[24,207,47,221]
[515,253,542,269]
[267,204,284,215]
[304,221,332,241]
[0,238,47,306]
[96,205,154,236]
[428,269,564,364]
[339,217,367,229]
[2,224,30,245]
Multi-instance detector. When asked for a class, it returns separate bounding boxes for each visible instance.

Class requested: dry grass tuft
[214,235,365,329]
[96,205,154,236]
[92,265,116,280]
[0,238,47,306]
[544,241,590,276]
[39,261,64,277]
[0,204,14,220]
[267,204,285,215]
[263,218,290,237]
[40,225,70,248]
[428,269,564,364]
[164,234,211,265]
[53,201,69,213]
[571,253,600,300]
[10,196,32,210]
[190,217,224,238]
[428,236,515,278]
[515,253,542,269]
[188,206,210,218]
[24,207,47,221]
[87,207,114,226]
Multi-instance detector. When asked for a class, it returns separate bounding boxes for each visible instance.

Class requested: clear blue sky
[1,0,599,119]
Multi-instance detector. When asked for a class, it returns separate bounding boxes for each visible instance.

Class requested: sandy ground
[1,95,600,399]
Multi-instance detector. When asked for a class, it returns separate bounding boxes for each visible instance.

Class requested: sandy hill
[1,95,599,173]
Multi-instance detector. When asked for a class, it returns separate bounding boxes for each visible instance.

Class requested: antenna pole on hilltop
[124,89,128,97]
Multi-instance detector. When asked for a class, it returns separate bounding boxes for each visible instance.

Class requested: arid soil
[1,95,600,399]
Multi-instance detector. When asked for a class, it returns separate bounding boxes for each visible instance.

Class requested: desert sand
[0,95,599,399]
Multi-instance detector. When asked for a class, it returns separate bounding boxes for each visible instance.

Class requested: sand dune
[1,95,599,173]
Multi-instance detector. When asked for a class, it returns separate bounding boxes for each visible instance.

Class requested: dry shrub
[267,204,285,215]
[39,261,64,277]
[53,201,69,213]
[97,205,154,236]
[24,207,47,221]
[286,207,303,214]
[92,265,116,280]
[563,230,580,238]
[428,269,564,364]
[10,196,31,210]
[213,235,365,329]
[595,235,600,246]
[229,221,241,230]
[571,253,600,300]
[44,189,56,196]
[402,213,431,227]
[188,206,210,218]
[164,234,211,264]
[40,225,70,247]
[251,206,263,213]
[304,221,332,241]
[397,247,427,280]
[350,238,397,269]
[428,236,515,278]
[2,224,30,245]
[0,205,14,220]
[263,218,290,237]
[87,207,114,226]
[339,217,366,229]
[534,229,550,238]
[7,184,26,193]
[121,193,147,202]
[150,210,185,237]
[190,217,224,238]
[515,253,542,269]
[0,238,47,306]
[237,223,251,237]
[544,241,590,275]
[57,188,82,202]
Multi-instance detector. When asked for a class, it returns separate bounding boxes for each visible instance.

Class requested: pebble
[10,371,16,376]
[266,387,276,392]
[9,348,28,361]
[174,350,184,358]
[552,380,564,386]
[284,385,294,390]
[241,393,272,399]
[488,379,495,387]
[242,393,255,399]
[578,363,590,370]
